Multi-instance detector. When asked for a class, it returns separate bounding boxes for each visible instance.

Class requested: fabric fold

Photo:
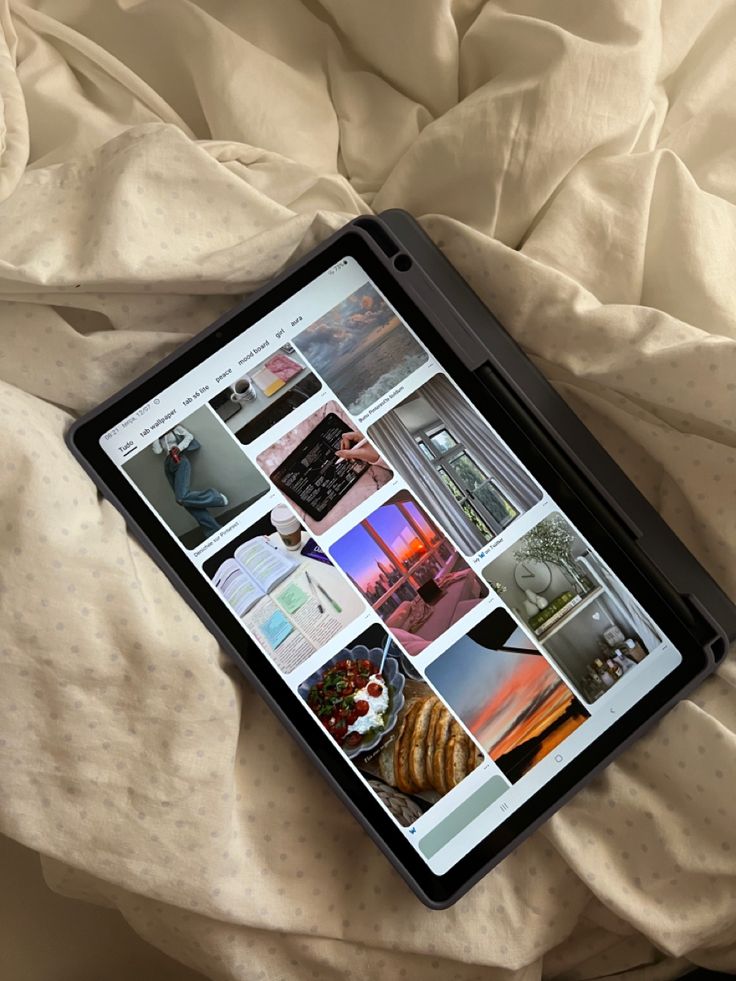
[0,1,734,979]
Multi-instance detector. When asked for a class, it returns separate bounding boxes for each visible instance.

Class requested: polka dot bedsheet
[0,2,734,978]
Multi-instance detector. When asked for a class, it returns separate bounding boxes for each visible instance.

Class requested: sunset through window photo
[329,490,487,655]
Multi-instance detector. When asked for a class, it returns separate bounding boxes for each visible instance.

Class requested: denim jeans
[164,454,225,537]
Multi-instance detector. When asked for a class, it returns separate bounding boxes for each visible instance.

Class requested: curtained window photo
[368,374,543,555]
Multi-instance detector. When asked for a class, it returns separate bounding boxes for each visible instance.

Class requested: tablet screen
[99,256,682,874]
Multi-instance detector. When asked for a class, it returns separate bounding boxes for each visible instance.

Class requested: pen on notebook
[315,578,341,613]
[304,571,324,614]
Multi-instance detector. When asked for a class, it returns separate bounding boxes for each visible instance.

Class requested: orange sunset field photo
[426,609,589,783]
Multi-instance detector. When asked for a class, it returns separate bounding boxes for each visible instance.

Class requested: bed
[0,1,734,978]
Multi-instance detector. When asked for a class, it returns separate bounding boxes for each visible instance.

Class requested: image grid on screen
[100,257,681,871]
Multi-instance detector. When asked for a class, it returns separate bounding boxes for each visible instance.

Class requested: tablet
[267,411,371,521]
[66,211,736,908]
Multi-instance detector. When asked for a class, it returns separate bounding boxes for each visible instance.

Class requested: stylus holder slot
[353,217,400,258]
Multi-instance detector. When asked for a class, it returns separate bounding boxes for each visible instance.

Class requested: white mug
[230,377,256,403]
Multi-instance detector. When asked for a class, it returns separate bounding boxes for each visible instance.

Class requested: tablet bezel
[67,228,712,908]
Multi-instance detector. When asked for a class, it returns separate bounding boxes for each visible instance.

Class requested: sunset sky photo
[426,611,589,782]
[330,498,440,593]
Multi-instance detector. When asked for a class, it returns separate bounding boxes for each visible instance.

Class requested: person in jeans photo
[152,425,228,538]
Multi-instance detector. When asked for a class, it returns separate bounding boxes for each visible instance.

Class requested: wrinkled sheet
[1,1,735,978]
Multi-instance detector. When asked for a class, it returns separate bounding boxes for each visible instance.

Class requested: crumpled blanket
[1,1,735,979]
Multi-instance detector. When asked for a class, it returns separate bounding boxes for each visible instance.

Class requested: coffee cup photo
[271,503,303,550]
[230,377,256,403]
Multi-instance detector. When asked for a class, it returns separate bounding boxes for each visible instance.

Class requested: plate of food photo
[299,644,405,758]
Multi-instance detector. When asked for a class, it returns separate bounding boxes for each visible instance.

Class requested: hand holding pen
[335,430,380,464]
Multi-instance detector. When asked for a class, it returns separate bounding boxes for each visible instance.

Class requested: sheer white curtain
[369,411,485,554]
[419,374,542,512]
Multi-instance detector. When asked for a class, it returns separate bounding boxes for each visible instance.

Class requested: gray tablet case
[65,209,736,908]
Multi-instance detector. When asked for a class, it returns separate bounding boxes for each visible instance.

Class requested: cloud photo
[293,284,428,415]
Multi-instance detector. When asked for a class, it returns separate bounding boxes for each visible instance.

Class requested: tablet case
[65,209,736,908]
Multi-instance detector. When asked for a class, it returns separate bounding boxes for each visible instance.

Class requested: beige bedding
[1,1,735,978]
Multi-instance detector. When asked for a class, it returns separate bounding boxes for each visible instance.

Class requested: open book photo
[213,538,297,617]
[203,507,366,674]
